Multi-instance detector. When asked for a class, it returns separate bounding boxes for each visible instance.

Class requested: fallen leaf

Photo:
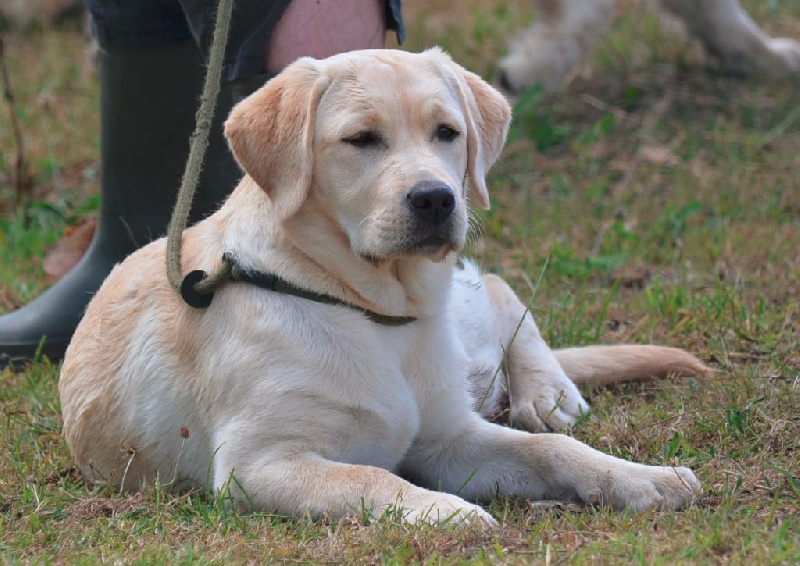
[42,215,96,281]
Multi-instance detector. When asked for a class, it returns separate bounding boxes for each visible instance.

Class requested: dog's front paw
[588,464,701,512]
[401,492,497,527]
[509,376,589,432]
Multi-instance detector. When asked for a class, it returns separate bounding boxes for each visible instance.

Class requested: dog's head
[225,48,510,263]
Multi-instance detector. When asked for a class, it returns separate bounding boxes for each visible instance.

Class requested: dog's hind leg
[499,0,617,94]
[454,266,710,431]
[478,272,589,432]
[451,263,587,431]
[660,0,800,75]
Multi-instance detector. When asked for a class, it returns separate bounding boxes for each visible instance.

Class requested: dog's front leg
[210,453,496,525]
[499,0,617,94]
[403,416,700,512]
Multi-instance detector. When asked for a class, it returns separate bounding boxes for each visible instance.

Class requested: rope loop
[165,0,235,307]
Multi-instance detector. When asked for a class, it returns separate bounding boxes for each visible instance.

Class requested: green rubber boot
[0,42,249,369]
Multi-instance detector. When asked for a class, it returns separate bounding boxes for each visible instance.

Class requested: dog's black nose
[407,182,455,223]
[498,69,515,94]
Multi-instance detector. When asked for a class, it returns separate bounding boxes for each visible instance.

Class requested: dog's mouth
[407,235,454,255]
[360,234,460,265]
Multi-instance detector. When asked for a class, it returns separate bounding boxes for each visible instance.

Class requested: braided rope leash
[165,0,235,299]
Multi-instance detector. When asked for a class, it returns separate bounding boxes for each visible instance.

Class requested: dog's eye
[436,124,460,142]
[344,131,382,148]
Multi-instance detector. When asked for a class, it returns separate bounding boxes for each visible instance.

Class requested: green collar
[180,254,417,327]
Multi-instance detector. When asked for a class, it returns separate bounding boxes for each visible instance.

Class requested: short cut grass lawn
[1,0,799,563]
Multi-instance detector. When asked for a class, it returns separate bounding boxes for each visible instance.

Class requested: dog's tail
[553,345,714,386]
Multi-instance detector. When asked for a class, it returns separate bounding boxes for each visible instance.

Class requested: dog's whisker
[466,210,485,245]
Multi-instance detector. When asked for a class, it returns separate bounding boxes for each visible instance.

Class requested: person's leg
[266,0,386,71]
[0,40,239,368]
[0,1,233,368]
[179,0,403,82]
[0,0,403,368]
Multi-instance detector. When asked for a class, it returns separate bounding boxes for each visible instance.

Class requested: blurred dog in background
[499,0,800,94]
[6,0,798,96]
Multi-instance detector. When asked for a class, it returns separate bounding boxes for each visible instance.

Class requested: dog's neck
[213,179,455,319]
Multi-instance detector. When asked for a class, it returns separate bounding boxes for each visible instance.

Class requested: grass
[1,0,799,562]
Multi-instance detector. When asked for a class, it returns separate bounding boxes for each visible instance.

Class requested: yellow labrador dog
[60,48,708,525]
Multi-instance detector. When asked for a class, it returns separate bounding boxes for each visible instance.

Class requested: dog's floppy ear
[443,56,511,210]
[225,59,329,219]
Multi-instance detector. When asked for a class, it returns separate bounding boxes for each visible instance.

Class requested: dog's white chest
[332,324,424,470]
[336,394,419,470]
[220,302,425,472]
